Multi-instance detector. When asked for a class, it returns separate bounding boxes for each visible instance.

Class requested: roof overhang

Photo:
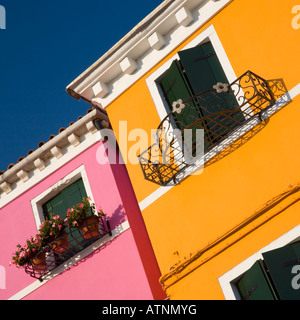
[66,0,232,108]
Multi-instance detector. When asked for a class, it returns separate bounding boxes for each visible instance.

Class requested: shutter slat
[263,242,300,300]
[237,260,277,300]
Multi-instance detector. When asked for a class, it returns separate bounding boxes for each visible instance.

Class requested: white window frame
[31,165,95,230]
[146,25,239,123]
[218,224,300,300]
[145,24,254,180]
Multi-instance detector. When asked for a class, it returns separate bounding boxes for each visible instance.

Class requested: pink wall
[0,141,154,300]
[24,231,151,300]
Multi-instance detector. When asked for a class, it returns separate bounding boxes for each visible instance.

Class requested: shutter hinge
[242,284,258,300]
[193,52,216,62]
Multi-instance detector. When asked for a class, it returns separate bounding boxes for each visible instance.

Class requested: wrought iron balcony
[138,71,287,186]
[24,216,112,281]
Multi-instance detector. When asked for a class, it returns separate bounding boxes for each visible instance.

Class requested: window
[159,40,244,151]
[147,26,238,116]
[235,241,300,300]
[141,25,280,186]
[140,27,246,185]
[42,178,88,221]
[31,165,93,230]
[29,166,109,281]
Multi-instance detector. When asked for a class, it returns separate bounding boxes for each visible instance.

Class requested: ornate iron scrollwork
[138,71,287,186]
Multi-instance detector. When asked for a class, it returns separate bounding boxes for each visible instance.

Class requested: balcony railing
[24,216,112,281]
[138,71,287,186]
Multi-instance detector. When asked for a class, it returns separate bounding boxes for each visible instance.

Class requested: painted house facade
[0,107,164,300]
[67,0,300,299]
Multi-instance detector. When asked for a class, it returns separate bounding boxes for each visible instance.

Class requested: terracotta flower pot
[32,251,47,272]
[78,216,100,239]
[52,232,69,254]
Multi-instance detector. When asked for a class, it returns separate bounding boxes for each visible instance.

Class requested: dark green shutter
[178,42,226,97]
[263,242,300,300]
[178,42,244,138]
[160,42,246,153]
[237,260,277,300]
[42,178,87,220]
[160,59,202,130]
[160,59,207,156]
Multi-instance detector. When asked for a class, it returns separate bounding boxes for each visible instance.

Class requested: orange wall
[107,0,300,202]
[106,0,300,298]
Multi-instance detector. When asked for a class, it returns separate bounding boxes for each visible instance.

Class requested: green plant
[65,197,104,227]
[11,196,105,270]
[11,236,42,268]
[37,214,65,245]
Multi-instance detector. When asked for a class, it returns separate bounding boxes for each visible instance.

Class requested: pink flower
[78,203,84,208]
[72,221,78,226]
[54,215,60,219]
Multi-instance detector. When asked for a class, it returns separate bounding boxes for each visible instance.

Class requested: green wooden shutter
[178,42,225,96]
[42,178,87,220]
[160,60,211,153]
[237,260,277,300]
[178,42,244,137]
[160,59,202,130]
[262,242,300,300]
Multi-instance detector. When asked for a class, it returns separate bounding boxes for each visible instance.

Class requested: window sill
[24,216,112,282]
[9,220,130,300]
[138,73,289,186]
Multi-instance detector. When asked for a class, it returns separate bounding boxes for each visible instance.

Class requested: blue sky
[0,0,163,172]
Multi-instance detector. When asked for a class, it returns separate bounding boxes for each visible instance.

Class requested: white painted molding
[120,57,138,75]
[0,130,103,209]
[148,32,166,51]
[66,0,233,108]
[0,182,12,194]
[0,109,109,206]
[91,97,103,107]
[175,7,194,27]
[92,81,109,99]
[34,158,46,171]
[50,177,71,192]
[68,133,81,147]
[50,146,63,159]
[86,120,98,134]
[8,220,130,300]
[16,170,30,183]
